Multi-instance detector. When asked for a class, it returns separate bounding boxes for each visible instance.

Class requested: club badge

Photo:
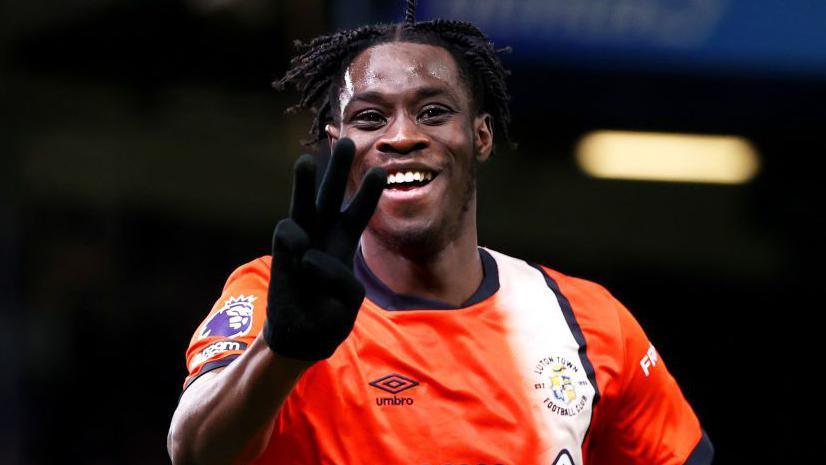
[533,355,590,417]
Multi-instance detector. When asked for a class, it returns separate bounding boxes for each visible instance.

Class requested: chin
[369,218,454,260]
[367,182,475,260]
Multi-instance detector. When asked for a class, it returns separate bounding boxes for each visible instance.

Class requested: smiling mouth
[385,170,438,190]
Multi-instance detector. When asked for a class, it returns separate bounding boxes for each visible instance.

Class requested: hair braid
[404,0,417,26]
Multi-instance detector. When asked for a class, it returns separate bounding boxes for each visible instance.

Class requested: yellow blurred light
[576,130,760,184]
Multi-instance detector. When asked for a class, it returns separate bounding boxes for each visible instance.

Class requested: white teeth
[386,170,435,185]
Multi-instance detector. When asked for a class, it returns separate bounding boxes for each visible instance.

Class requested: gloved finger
[343,166,386,238]
[290,154,317,233]
[272,218,311,271]
[316,138,355,223]
[300,249,365,311]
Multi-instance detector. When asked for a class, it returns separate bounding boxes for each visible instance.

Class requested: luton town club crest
[533,355,590,417]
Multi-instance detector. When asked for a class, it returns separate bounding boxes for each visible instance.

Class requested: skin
[327,42,494,306]
[167,41,494,465]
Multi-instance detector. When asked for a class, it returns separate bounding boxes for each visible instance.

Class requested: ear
[473,113,494,162]
[326,123,341,148]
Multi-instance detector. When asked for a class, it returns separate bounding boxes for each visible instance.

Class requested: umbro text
[375,396,414,406]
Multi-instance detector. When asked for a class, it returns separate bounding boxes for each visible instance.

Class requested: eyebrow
[414,86,458,101]
[343,86,461,113]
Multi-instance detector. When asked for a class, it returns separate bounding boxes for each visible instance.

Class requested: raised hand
[263,138,385,361]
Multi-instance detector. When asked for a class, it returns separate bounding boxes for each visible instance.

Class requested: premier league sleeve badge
[198,294,257,339]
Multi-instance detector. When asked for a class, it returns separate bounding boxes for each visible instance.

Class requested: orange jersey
[183,248,712,465]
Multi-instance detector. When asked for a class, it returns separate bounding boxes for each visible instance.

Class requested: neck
[360,206,483,307]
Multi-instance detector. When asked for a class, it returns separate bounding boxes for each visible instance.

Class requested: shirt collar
[354,246,500,311]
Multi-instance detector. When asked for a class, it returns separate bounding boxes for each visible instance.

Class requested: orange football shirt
[183,248,712,465]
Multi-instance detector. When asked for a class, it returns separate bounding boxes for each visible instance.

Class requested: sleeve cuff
[684,430,714,465]
[181,354,240,393]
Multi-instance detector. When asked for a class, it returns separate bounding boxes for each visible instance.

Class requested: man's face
[329,42,493,255]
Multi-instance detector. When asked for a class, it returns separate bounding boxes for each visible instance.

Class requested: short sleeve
[591,297,713,465]
[181,256,272,391]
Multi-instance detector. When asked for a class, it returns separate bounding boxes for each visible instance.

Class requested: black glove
[263,138,385,361]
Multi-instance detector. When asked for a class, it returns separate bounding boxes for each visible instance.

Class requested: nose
[376,115,429,155]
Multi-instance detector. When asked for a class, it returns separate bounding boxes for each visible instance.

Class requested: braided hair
[274,0,513,151]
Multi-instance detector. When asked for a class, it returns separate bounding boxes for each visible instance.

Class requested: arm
[167,335,311,465]
[167,139,385,465]
[588,294,713,465]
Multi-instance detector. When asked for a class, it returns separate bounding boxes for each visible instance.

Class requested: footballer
[167,2,713,464]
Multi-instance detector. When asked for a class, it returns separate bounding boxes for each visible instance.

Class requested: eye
[352,110,386,129]
[418,105,453,124]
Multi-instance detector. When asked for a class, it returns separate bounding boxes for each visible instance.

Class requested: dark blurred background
[2,0,824,463]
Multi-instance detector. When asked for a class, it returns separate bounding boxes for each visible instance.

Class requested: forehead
[341,42,468,104]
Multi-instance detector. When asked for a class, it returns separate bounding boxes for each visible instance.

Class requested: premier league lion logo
[199,294,257,339]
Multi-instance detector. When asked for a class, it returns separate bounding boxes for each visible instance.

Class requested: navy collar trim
[354,247,500,311]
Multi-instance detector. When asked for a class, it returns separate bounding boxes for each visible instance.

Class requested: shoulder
[535,263,631,356]
[221,255,272,291]
[486,248,635,384]
[540,265,619,311]
[485,248,625,333]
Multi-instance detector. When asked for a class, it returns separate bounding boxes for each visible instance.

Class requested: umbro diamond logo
[552,449,574,465]
[369,373,420,394]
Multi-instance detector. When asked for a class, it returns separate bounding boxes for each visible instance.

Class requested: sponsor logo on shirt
[191,339,248,369]
[639,343,659,376]
[369,373,419,406]
[533,355,590,417]
[198,294,256,339]
[370,373,419,394]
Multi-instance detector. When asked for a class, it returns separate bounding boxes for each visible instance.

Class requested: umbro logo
[369,373,419,394]
[370,373,419,407]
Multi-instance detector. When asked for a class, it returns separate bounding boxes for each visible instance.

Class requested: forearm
[168,333,312,465]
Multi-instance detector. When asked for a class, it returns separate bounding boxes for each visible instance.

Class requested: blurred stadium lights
[418,0,826,77]
[428,0,726,48]
[576,130,760,184]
